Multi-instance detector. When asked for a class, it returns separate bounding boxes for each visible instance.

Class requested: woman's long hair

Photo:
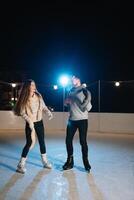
[14,79,40,116]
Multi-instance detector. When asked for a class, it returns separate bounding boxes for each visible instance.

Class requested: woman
[14,79,53,174]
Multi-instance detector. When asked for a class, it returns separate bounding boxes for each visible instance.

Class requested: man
[62,75,92,172]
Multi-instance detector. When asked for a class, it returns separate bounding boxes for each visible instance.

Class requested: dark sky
[0,2,134,84]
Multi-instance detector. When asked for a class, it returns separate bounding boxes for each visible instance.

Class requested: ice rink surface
[0,133,134,200]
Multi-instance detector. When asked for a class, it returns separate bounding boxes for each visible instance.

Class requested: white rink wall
[0,111,134,134]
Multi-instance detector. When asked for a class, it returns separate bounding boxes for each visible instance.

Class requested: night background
[0,2,134,112]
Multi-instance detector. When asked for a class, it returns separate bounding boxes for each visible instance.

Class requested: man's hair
[72,75,81,80]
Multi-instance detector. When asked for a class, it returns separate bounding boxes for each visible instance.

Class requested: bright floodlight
[53,85,58,90]
[115,82,120,87]
[59,75,69,87]
[11,83,16,88]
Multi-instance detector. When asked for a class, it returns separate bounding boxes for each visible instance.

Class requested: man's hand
[82,83,87,88]
[64,98,71,106]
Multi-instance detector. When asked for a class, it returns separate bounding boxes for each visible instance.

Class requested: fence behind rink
[0,80,134,135]
[0,80,134,113]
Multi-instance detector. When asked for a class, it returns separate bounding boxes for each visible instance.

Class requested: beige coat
[20,95,52,149]
[21,95,51,125]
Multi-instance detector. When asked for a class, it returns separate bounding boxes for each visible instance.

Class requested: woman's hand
[48,111,53,120]
[29,121,34,131]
